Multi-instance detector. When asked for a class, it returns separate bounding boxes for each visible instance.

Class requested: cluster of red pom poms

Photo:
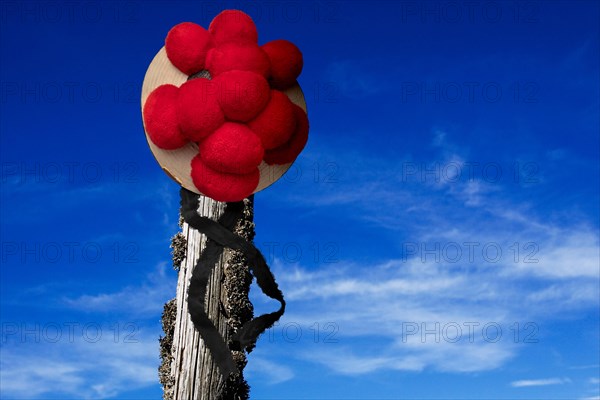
[142,10,308,202]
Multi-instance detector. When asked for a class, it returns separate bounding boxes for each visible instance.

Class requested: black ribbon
[180,188,286,378]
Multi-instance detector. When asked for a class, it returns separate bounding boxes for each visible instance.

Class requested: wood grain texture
[165,194,253,400]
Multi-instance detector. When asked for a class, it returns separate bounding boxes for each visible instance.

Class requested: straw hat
[141,10,308,201]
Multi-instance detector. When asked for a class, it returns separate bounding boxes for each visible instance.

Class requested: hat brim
[141,47,307,195]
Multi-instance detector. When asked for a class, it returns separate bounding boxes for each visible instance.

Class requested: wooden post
[143,20,306,400]
[160,194,255,400]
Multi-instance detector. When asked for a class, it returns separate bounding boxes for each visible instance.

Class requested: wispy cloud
[301,340,515,375]
[264,254,592,376]
[62,262,176,316]
[252,130,599,378]
[570,365,600,370]
[5,128,596,397]
[0,331,160,399]
[323,60,387,98]
[245,355,294,385]
[1,262,173,399]
[511,377,572,387]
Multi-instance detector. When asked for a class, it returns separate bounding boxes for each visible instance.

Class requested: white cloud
[7,129,596,397]
[245,355,294,384]
[526,229,600,278]
[303,350,415,375]
[302,340,515,375]
[511,377,572,387]
[256,258,528,375]
[0,331,160,399]
[62,262,176,316]
[0,263,174,398]
[254,197,598,376]
[287,131,600,283]
[570,365,600,370]
[256,137,600,376]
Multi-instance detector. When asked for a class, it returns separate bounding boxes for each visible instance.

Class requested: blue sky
[1,0,599,399]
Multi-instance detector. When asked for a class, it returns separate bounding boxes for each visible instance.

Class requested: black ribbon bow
[180,188,286,377]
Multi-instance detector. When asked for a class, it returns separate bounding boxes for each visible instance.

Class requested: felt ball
[191,155,259,202]
[143,84,188,150]
[264,104,309,165]
[248,89,296,150]
[165,22,214,75]
[199,122,264,174]
[207,42,270,78]
[262,39,303,89]
[213,70,270,122]
[209,10,258,45]
[177,78,224,141]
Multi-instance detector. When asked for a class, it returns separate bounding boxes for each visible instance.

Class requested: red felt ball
[165,22,214,75]
[248,89,296,150]
[213,70,270,122]
[262,39,303,90]
[264,104,309,165]
[177,78,224,141]
[209,10,258,45]
[143,84,188,150]
[199,122,264,174]
[191,155,259,202]
[207,42,270,78]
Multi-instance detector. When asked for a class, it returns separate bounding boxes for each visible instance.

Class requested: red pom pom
[191,155,259,202]
[199,122,264,174]
[177,78,224,141]
[209,10,258,45]
[213,70,270,122]
[207,42,270,78]
[143,85,188,150]
[165,22,214,75]
[248,90,296,150]
[264,104,309,165]
[262,39,303,89]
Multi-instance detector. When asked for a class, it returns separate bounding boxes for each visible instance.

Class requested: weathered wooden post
[160,195,254,399]
[141,9,308,400]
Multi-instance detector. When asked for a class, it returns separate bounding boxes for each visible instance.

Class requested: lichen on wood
[220,196,255,398]
[170,232,187,271]
[159,298,177,400]
[161,194,255,400]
